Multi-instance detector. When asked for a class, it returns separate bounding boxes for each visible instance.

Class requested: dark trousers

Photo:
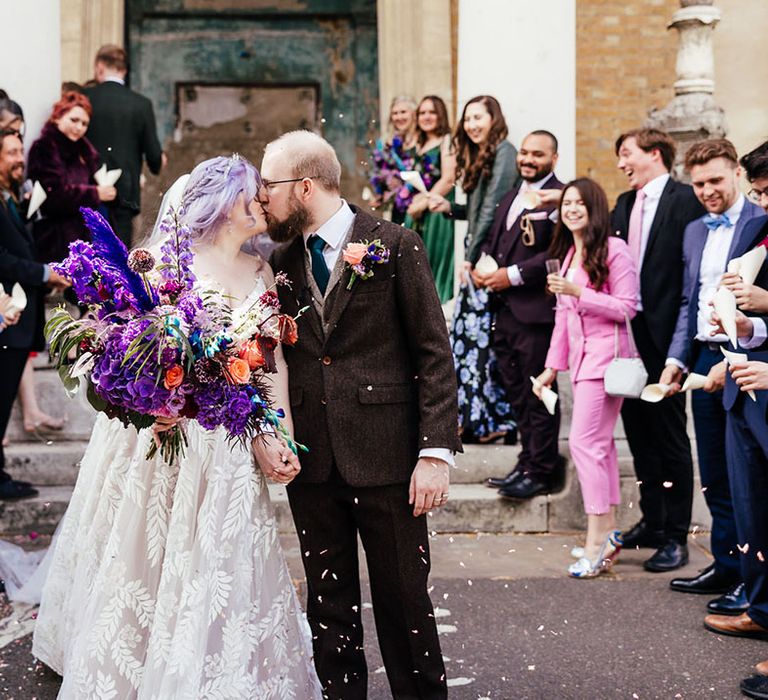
[690,344,739,577]
[0,348,29,480]
[726,399,768,626]
[287,475,447,700]
[110,206,136,247]
[493,307,560,478]
[621,313,693,542]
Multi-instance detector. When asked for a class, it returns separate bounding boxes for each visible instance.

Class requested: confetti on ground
[447,677,475,687]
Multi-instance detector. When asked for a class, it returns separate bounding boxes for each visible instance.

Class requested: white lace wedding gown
[32,281,323,699]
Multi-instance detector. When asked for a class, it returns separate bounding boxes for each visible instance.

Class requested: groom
[260,130,461,699]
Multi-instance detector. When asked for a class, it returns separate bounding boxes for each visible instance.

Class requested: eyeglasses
[748,187,768,203]
[261,176,319,191]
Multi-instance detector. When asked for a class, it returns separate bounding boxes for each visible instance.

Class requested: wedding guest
[84,44,164,245]
[700,143,768,682]
[404,95,456,303]
[661,140,763,611]
[535,178,639,577]
[0,97,66,443]
[429,95,518,443]
[742,142,768,212]
[27,91,115,264]
[478,130,565,498]
[0,128,69,500]
[380,95,418,225]
[387,94,418,151]
[612,128,704,572]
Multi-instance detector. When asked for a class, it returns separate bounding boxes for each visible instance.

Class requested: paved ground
[0,532,760,699]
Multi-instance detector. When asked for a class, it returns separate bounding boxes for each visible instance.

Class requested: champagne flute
[545,258,561,299]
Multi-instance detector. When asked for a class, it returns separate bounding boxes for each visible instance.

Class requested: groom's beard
[266,197,313,243]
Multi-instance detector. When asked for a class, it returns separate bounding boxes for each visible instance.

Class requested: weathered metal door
[126,0,378,223]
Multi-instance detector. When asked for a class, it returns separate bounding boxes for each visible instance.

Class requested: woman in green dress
[404,95,456,303]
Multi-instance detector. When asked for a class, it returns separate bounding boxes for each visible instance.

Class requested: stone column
[376,0,454,131]
[61,0,124,84]
[646,0,726,179]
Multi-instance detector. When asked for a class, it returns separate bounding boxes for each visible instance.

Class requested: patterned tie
[703,212,733,231]
[307,234,330,295]
[627,189,646,265]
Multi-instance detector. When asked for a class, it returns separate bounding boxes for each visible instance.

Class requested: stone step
[6,367,96,443]
[5,442,83,486]
[0,475,712,537]
[3,436,694,489]
[0,486,71,534]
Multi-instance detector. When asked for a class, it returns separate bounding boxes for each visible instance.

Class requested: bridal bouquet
[46,207,303,463]
[368,137,436,217]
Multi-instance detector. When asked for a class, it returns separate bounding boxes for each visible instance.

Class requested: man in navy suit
[690,141,768,698]
[0,129,68,499]
[660,140,764,612]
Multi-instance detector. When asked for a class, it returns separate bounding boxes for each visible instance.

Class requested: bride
[31,155,324,699]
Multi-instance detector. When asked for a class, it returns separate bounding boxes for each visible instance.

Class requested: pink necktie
[506,183,530,230]
[627,189,646,265]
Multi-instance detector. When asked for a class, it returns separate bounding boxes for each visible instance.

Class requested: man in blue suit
[694,141,768,699]
[660,140,764,615]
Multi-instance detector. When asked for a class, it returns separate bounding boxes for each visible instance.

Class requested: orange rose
[342,242,368,266]
[278,315,299,345]
[238,340,265,370]
[163,365,184,390]
[227,357,251,384]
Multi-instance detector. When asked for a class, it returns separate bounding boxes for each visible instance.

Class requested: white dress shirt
[634,173,670,311]
[694,195,745,343]
[666,195,745,369]
[302,200,455,467]
[505,172,555,286]
[302,199,355,271]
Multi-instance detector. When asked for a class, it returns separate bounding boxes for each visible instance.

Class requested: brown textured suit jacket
[271,206,462,487]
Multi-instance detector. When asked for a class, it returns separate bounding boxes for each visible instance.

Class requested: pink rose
[343,242,368,266]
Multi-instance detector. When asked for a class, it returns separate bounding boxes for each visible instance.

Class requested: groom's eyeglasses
[261,176,320,192]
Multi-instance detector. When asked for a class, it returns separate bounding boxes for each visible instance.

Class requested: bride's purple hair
[180,155,262,242]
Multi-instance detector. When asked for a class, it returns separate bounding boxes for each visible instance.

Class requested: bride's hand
[252,434,301,484]
[152,416,182,448]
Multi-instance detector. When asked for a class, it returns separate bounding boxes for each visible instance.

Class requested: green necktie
[7,198,24,228]
[307,234,330,295]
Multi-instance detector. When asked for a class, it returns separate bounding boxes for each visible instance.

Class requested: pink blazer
[545,236,639,382]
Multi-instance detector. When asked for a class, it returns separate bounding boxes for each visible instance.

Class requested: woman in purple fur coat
[27,91,116,264]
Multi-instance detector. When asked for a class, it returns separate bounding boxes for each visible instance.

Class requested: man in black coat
[612,128,705,572]
[83,45,164,245]
[260,130,461,700]
[0,129,68,499]
[474,130,565,499]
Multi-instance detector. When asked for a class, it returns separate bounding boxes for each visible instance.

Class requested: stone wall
[575,0,679,203]
[714,0,768,161]
[60,0,124,84]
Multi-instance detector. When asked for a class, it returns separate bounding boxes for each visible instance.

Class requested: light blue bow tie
[703,213,733,231]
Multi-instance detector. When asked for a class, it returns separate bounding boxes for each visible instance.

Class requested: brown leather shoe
[704,612,768,640]
[756,659,768,676]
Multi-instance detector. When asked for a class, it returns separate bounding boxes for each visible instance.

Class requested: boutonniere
[342,239,390,290]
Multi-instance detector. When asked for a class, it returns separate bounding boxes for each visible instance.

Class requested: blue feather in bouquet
[80,207,157,312]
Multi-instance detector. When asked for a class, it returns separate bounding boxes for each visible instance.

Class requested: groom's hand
[252,435,301,484]
[409,457,450,517]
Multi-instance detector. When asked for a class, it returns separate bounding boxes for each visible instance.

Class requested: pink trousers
[569,379,623,515]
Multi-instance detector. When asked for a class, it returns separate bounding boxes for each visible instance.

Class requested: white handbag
[604,314,648,398]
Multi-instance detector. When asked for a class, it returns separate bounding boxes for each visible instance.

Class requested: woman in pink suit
[534,178,639,578]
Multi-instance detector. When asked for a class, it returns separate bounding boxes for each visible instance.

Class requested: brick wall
[576,0,679,204]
